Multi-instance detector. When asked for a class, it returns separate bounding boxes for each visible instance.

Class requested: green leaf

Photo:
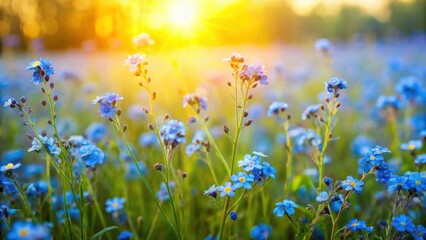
[90,226,118,240]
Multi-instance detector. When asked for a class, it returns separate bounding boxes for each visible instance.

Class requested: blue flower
[160,120,186,148]
[99,102,117,119]
[346,219,373,233]
[183,93,208,111]
[401,140,423,151]
[28,136,60,156]
[85,123,108,142]
[126,161,147,180]
[0,204,17,221]
[92,93,123,104]
[412,225,426,240]
[230,172,254,189]
[330,194,344,212]
[392,214,416,232]
[138,132,159,148]
[118,231,133,240]
[156,182,174,202]
[0,162,22,172]
[185,144,201,157]
[323,177,333,191]
[273,199,298,216]
[105,197,125,213]
[250,224,271,240]
[238,154,262,172]
[315,191,329,202]
[406,172,426,192]
[325,77,347,94]
[7,221,51,240]
[26,180,48,197]
[230,211,238,221]
[3,98,16,108]
[267,102,288,117]
[262,162,276,179]
[388,175,409,194]
[26,58,55,84]
[395,76,422,101]
[240,64,268,85]
[376,95,399,110]
[302,104,321,120]
[203,184,217,198]
[1,149,24,164]
[415,154,426,165]
[216,182,235,197]
[341,176,364,194]
[77,144,105,167]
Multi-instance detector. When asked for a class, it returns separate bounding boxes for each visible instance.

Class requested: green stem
[85,178,111,240]
[147,207,161,240]
[114,117,180,239]
[11,177,36,222]
[283,120,292,197]
[318,94,337,192]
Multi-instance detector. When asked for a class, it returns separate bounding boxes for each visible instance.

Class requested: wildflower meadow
[0,1,425,239]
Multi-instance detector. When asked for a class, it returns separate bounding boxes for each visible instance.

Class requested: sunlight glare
[168,1,199,30]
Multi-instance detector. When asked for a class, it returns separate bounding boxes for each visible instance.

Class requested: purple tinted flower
[240,64,268,85]
[267,102,288,117]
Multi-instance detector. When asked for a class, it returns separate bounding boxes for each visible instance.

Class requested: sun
[168,1,199,30]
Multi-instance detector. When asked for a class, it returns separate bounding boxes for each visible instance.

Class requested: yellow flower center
[350,182,356,187]
[224,187,231,193]
[239,177,246,182]
[415,180,420,185]
[418,232,423,237]
[19,229,29,237]
[112,202,118,208]
[370,156,375,160]
[408,144,415,150]
[351,223,358,227]
[401,221,406,226]
[32,61,40,67]
[5,163,14,170]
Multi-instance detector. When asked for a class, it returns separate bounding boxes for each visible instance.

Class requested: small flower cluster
[92,93,123,119]
[267,102,288,117]
[69,135,105,168]
[28,135,61,156]
[273,199,298,217]
[124,53,148,75]
[358,145,392,183]
[26,58,55,84]
[183,93,208,112]
[160,120,186,149]
[240,64,268,85]
[325,77,348,94]
[345,219,373,233]
[204,152,275,198]
[302,104,321,120]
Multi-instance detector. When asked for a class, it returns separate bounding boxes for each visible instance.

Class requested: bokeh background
[0,0,424,51]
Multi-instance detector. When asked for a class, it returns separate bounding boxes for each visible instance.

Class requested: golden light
[167,1,199,31]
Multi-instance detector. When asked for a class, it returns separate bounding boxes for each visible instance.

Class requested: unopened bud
[148,123,154,130]
[223,125,229,134]
[41,100,47,107]
[152,92,156,100]
[154,163,163,171]
[244,120,253,126]
[53,95,58,101]
[123,125,128,132]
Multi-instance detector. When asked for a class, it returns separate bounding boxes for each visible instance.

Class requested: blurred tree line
[0,0,424,52]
